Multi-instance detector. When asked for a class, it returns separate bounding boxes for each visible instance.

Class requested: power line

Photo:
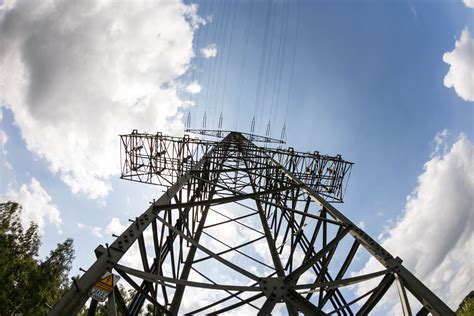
[253,0,274,133]
[235,0,254,130]
[270,0,290,126]
[209,0,232,128]
[284,0,301,125]
[219,0,238,130]
[268,0,291,138]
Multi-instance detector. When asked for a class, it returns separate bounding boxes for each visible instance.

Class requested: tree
[0,201,74,315]
[457,293,474,316]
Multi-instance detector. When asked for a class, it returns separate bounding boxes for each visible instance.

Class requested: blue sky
[0,0,473,314]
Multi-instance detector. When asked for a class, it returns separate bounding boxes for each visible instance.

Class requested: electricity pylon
[50,129,454,315]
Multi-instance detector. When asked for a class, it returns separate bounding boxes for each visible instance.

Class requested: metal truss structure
[184,128,285,144]
[50,131,453,315]
[120,130,352,202]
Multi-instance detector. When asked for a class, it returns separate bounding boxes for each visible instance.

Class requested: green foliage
[0,201,75,315]
[457,297,474,316]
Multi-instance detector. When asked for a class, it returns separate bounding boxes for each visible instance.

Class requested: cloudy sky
[0,0,473,314]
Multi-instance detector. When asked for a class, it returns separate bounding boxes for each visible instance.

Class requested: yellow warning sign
[89,272,120,302]
[94,274,114,292]
[100,274,114,287]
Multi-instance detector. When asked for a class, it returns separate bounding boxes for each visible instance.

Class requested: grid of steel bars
[49,131,453,315]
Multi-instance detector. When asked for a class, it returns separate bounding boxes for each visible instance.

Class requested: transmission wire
[268,0,290,138]
[283,0,301,127]
[198,0,217,127]
[259,0,279,135]
[190,0,208,128]
[219,0,238,130]
[210,0,233,128]
[270,0,290,127]
[211,0,233,128]
[202,0,224,128]
[234,0,254,130]
[253,0,274,133]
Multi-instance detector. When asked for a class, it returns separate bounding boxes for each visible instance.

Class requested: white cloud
[201,43,218,58]
[3,177,62,233]
[77,222,103,238]
[0,126,12,170]
[105,217,127,235]
[0,0,17,10]
[185,81,202,94]
[0,109,6,151]
[0,107,13,170]
[355,133,474,311]
[443,28,474,102]
[433,128,449,157]
[0,129,6,147]
[464,0,474,9]
[0,0,203,199]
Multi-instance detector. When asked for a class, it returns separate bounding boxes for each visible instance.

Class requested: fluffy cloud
[464,0,474,8]
[0,128,5,149]
[443,28,474,102]
[77,222,103,238]
[105,217,127,236]
[3,177,62,233]
[0,109,5,148]
[0,109,13,170]
[186,81,202,94]
[0,129,11,170]
[0,0,202,199]
[201,43,218,58]
[355,132,474,312]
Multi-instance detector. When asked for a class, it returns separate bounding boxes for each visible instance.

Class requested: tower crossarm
[120,130,217,186]
[266,147,353,202]
[185,128,285,144]
[120,130,353,202]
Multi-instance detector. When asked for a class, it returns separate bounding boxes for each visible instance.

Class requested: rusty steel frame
[49,131,453,315]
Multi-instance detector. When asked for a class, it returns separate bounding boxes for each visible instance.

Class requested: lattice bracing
[50,131,453,315]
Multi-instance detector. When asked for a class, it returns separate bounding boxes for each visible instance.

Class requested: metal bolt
[71,277,80,291]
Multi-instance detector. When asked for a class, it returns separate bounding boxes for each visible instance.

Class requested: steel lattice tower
[50,130,454,315]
